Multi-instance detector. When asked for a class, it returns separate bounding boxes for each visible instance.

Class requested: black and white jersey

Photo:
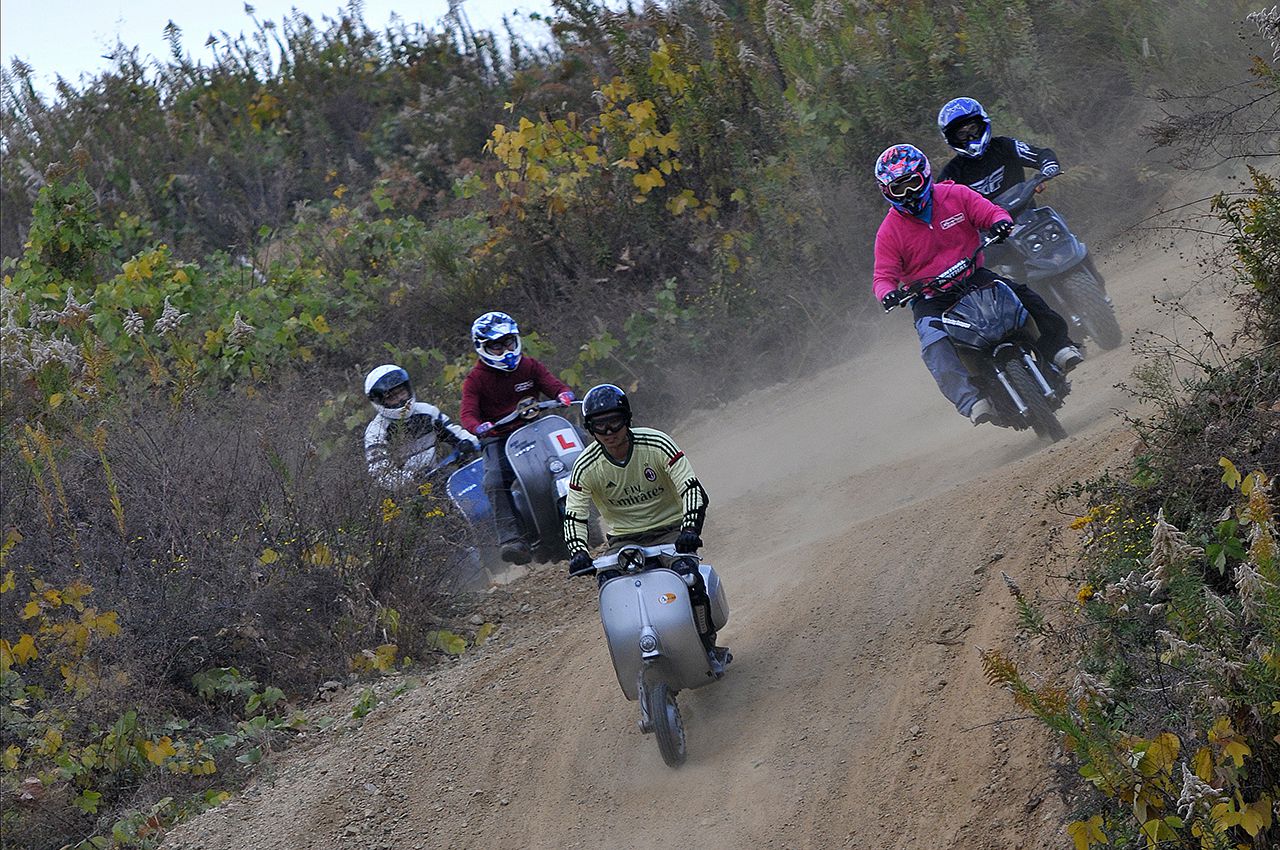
[364,402,477,490]
[938,136,1059,199]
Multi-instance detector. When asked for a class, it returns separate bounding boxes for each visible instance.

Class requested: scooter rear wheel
[645,680,687,767]
[1006,360,1068,442]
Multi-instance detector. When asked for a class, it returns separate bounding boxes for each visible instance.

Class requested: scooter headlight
[1027,234,1045,253]
[618,546,646,572]
[638,634,658,652]
[548,459,565,474]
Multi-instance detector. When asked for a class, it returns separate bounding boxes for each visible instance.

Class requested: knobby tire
[1006,360,1068,442]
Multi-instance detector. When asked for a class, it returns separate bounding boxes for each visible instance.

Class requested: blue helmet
[937,97,992,158]
[471,311,523,371]
[874,144,933,217]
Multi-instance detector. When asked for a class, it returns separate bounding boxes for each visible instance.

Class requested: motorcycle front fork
[994,354,1058,415]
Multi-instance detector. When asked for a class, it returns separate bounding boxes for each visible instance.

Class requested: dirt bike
[570,543,730,767]
[445,397,600,564]
[988,172,1122,350]
[887,233,1071,442]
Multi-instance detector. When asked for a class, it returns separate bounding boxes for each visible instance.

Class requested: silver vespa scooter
[572,543,730,767]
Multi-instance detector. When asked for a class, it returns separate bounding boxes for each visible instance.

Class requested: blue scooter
[988,173,1122,350]
[446,397,601,565]
[887,234,1071,442]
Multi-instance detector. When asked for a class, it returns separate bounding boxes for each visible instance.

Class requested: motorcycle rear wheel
[1006,360,1068,442]
[1063,268,1122,351]
[645,679,687,767]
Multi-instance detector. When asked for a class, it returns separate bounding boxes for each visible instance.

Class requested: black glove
[880,290,904,312]
[568,551,593,576]
[674,530,703,554]
[1040,162,1060,178]
[991,219,1014,242]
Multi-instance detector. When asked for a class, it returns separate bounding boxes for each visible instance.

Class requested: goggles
[482,334,519,355]
[379,383,412,407]
[953,119,985,143]
[585,414,628,435]
[885,172,925,199]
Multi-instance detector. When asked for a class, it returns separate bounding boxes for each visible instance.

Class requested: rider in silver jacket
[363,364,479,491]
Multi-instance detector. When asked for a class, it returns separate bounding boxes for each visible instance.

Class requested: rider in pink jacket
[872,180,1011,303]
[872,143,1083,426]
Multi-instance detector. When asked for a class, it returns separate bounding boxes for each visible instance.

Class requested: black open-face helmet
[581,383,632,435]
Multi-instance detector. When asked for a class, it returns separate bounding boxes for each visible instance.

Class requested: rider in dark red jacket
[460,311,574,564]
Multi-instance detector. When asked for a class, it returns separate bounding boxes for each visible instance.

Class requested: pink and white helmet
[874,144,933,217]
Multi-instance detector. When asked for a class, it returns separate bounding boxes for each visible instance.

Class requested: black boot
[499,540,531,565]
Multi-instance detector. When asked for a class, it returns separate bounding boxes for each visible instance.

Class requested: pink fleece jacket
[871,181,1013,301]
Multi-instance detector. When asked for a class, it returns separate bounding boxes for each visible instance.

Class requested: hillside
[163,171,1243,849]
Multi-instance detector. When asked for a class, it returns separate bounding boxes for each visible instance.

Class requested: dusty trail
[167,175,1238,850]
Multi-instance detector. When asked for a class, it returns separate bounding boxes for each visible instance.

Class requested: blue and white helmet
[937,97,992,158]
[471,311,523,372]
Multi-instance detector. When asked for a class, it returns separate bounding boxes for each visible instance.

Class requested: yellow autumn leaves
[0,573,120,691]
[484,41,722,221]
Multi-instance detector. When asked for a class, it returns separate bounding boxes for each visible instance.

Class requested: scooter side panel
[699,563,730,631]
[600,569,713,700]
[446,459,492,524]
[505,415,585,551]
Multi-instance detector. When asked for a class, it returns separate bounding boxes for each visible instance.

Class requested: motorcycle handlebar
[885,232,1006,313]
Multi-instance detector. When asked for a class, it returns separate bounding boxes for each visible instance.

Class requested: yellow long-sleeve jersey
[562,427,708,556]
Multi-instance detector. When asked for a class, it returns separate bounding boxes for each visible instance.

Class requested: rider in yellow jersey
[563,384,727,668]
[563,385,707,558]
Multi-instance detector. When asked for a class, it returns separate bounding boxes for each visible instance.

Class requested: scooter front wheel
[1062,268,1122,351]
[645,680,687,767]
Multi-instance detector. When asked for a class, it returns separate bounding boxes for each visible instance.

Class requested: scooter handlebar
[417,447,470,481]
[572,543,704,580]
[992,171,1056,214]
[492,398,573,427]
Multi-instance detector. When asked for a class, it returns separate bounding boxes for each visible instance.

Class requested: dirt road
[166,176,1237,850]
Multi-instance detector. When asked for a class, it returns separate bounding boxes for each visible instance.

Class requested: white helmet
[471,311,522,372]
[364,364,415,420]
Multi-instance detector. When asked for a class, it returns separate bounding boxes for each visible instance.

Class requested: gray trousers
[481,435,523,546]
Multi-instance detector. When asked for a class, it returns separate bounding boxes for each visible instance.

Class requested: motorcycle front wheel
[645,679,687,767]
[1006,360,1068,442]
[1062,268,1122,351]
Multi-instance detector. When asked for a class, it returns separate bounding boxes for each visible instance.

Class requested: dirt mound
[166,172,1239,850]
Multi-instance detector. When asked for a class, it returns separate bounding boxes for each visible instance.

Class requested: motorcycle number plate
[548,428,581,457]
[555,477,570,498]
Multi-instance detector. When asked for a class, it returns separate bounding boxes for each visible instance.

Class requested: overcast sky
[1,0,555,96]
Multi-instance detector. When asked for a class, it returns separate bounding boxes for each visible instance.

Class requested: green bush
[980,90,1280,848]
